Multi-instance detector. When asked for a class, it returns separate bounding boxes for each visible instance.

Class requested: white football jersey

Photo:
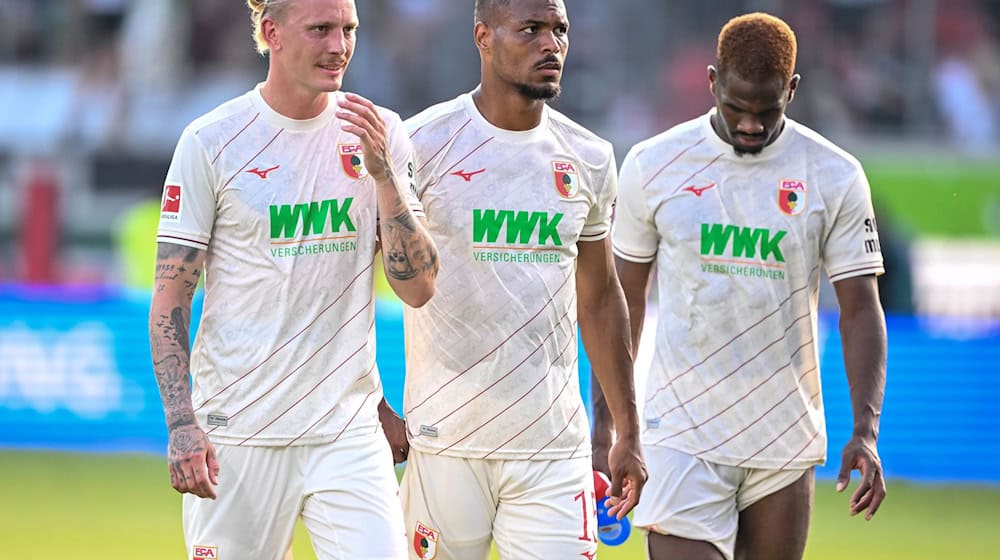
[156,84,422,447]
[613,110,884,469]
[403,92,617,460]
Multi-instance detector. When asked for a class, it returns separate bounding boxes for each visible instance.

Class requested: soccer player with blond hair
[149,1,437,558]
[593,12,888,560]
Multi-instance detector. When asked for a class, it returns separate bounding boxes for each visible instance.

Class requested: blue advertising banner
[1,286,998,482]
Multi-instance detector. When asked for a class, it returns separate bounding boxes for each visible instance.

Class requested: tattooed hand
[168,423,220,499]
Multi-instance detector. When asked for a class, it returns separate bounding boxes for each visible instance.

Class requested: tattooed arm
[337,92,438,307]
[150,242,219,499]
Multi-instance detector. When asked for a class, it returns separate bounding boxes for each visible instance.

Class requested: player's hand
[337,92,393,182]
[836,435,886,520]
[167,423,219,499]
[604,435,647,520]
[378,398,409,464]
[591,438,611,479]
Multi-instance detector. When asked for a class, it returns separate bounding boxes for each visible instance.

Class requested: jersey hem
[642,439,825,470]
[579,230,609,242]
[205,422,379,447]
[408,442,592,461]
[612,244,656,263]
[156,232,210,250]
[828,263,884,283]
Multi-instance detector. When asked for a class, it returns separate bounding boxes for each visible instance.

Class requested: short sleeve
[156,128,218,250]
[580,151,618,242]
[384,110,425,217]
[611,147,658,263]
[824,165,885,283]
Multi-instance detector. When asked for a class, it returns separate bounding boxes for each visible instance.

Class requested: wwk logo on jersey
[778,179,807,216]
[413,521,439,559]
[701,223,787,263]
[192,545,218,560]
[339,144,368,180]
[553,161,580,199]
[161,184,182,222]
[270,198,356,239]
[473,208,563,246]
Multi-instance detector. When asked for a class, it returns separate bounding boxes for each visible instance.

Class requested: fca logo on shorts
[192,545,217,559]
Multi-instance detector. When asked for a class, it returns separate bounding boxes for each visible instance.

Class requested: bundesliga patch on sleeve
[161,184,182,222]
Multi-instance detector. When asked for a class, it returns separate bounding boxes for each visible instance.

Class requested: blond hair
[247,0,292,54]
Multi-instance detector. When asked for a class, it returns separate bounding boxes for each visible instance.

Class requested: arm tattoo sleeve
[151,243,203,430]
[381,195,438,282]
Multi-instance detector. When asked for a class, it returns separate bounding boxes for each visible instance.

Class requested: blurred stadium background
[1,0,998,558]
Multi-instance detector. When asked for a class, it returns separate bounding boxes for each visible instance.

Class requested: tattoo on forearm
[386,231,419,280]
[171,307,190,354]
[157,243,201,262]
[391,210,417,234]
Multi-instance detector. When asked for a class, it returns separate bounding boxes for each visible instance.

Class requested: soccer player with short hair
[400,0,646,557]
[594,12,888,560]
[149,1,437,558]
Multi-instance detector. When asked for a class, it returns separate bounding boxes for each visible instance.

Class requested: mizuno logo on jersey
[700,223,786,262]
[682,182,716,197]
[269,198,356,239]
[473,209,563,246]
[246,165,280,179]
[451,168,486,182]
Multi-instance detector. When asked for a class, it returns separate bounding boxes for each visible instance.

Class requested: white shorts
[183,432,406,560]
[400,450,598,560]
[632,445,809,560]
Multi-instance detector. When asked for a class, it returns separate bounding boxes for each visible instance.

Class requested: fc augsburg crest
[413,521,439,559]
[553,161,580,198]
[778,179,807,216]
[339,144,368,180]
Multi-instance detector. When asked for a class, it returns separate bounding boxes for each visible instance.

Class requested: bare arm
[833,274,887,520]
[577,238,647,518]
[337,93,438,307]
[150,242,218,499]
[378,396,409,464]
[592,257,652,475]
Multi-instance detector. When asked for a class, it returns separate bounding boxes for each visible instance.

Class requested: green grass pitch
[2,451,998,559]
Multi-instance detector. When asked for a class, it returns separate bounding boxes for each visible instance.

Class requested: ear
[708,65,718,97]
[787,73,800,103]
[262,16,281,52]
[474,21,492,52]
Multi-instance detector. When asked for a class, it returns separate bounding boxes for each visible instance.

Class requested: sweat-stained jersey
[402,92,617,460]
[612,110,884,469]
[156,84,422,447]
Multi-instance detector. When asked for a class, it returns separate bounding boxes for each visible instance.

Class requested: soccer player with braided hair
[593,12,887,560]
[150,0,436,557]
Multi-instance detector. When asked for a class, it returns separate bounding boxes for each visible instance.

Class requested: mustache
[535,56,562,69]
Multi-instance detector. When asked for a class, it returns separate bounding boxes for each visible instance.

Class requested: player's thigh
[400,450,494,560]
[299,433,407,560]
[735,467,814,560]
[183,445,304,560]
[492,456,598,560]
[633,445,742,560]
